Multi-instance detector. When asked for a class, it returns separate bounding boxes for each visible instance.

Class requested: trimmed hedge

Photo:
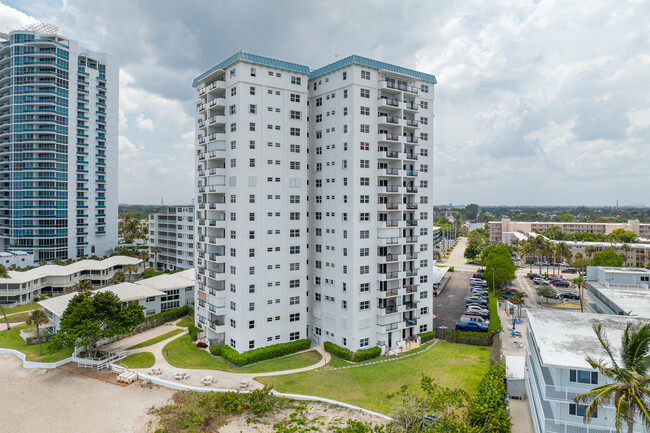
[323,341,381,362]
[487,292,502,333]
[444,329,493,346]
[209,339,311,366]
[418,330,437,343]
[467,362,512,432]
[323,341,354,361]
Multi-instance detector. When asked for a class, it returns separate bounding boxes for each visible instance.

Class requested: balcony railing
[378,97,400,107]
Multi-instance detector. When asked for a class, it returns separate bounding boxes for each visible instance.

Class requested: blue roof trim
[193,52,310,87]
[309,55,437,84]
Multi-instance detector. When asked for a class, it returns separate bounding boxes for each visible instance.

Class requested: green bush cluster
[448,266,455,272]
[209,339,311,366]
[487,292,502,333]
[418,330,437,343]
[187,325,201,342]
[323,341,381,362]
[444,329,493,346]
[132,304,191,334]
[467,362,511,432]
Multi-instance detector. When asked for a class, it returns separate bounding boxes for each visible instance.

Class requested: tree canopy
[591,248,626,267]
[481,244,516,290]
[611,228,638,244]
[52,291,145,357]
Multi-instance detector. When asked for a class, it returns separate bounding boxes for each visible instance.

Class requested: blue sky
[1,0,649,206]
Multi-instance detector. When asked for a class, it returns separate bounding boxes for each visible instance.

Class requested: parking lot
[431,270,478,329]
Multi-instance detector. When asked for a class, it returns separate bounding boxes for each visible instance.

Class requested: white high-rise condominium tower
[194,53,310,350]
[194,53,435,353]
[0,24,118,261]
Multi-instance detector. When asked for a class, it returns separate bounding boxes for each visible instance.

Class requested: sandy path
[0,354,173,433]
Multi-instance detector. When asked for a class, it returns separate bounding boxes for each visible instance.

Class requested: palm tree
[571,277,588,313]
[620,244,632,267]
[124,264,138,282]
[574,322,650,433]
[432,250,441,262]
[139,251,150,276]
[520,239,535,272]
[112,270,125,284]
[25,309,49,356]
[74,279,93,292]
[0,264,11,331]
[543,239,554,275]
[585,245,598,261]
[151,246,162,270]
[556,242,572,273]
[532,235,546,274]
[605,233,619,249]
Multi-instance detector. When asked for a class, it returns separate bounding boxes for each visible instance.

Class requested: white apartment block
[193,53,310,350]
[193,53,435,353]
[148,205,195,270]
[0,255,142,305]
[526,310,647,433]
[308,57,435,351]
[0,24,118,261]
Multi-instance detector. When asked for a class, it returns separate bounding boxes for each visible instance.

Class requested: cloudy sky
[1,0,649,206]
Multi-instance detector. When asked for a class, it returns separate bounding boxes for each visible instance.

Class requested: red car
[503,288,518,294]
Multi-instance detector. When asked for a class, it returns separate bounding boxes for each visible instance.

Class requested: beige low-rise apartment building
[488,218,650,244]
[554,240,650,268]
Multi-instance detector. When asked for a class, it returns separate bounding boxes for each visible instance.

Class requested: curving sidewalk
[126,330,330,390]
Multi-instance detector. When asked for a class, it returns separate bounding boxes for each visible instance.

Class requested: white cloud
[118,135,143,160]
[135,113,154,131]
[0,4,37,31]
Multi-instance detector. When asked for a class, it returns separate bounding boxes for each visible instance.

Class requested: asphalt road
[431,270,475,330]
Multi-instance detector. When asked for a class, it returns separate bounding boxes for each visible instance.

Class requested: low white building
[526,310,647,433]
[38,269,195,331]
[584,266,650,317]
[0,251,34,268]
[0,256,143,305]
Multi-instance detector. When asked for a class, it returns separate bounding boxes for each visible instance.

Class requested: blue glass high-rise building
[0,24,118,261]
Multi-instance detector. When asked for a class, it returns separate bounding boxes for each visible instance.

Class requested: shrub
[449,266,455,272]
[487,292,502,333]
[209,339,311,366]
[323,341,354,361]
[467,362,511,432]
[323,341,381,362]
[444,329,493,346]
[418,330,437,343]
[196,342,208,349]
[353,347,381,362]
[214,391,244,414]
[245,386,281,416]
[188,325,201,342]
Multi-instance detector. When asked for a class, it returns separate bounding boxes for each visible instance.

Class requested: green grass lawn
[176,316,194,328]
[127,329,183,350]
[143,269,181,279]
[1,302,38,315]
[0,324,72,362]
[117,352,155,369]
[162,335,322,373]
[4,311,34,323]
[257,341,491,414]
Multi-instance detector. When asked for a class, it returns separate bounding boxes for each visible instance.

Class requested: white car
[466,306,489,316]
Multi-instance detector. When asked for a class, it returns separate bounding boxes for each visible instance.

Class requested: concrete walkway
[119,328,331,390]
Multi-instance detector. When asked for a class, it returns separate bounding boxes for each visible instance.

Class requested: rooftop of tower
[309,54,437,84]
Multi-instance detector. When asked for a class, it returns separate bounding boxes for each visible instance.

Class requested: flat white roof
[527,310,646,369]
[505,355,525,379]
[559,240,650,250]
[37,269,195,318]
[0,256,142,284]
[431,266,449,285]
[589,283,650,318]
[136,269,194,292]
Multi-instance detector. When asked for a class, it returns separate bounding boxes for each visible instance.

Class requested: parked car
[553,281,570,288]
[533,278,546,285]
[455,322,488,332]
[459,315,489,326]
[472,273,484,279]
[471,290,488,297]
[563,268,578,274]
[465,307,490,317]
[470,281,488,288]
[503,288,518,294]
[559,292,580,300]
[528,273,542,280]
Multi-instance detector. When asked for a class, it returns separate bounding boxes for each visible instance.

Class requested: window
[359,195,369,203]
[359,338,369,347]
[249,122,256,131]
[360,301,370,310]
[360,177,370,186]
[342,71,347,80]
[360,89,370,98]
[290,110,302,119]
[360,106,370,115]
[290,127,300,136]
[289,195,300,203]
[359,213,370,221]
[290,93,300,102]
[570,370,598,384]
[290,144,300,153]
[421,84,429,93]
[360,141,369,151]
[360,230,369,239]
[360,160,369,168]
[230,86,236,96]
[315,114,322,123]
[360,124,370,133]
[230,123,236,132]
[291,76,301,85]
[290,246,300,254]
[315,293,321,301]
[249,104,256,114]
[229,104,236,115]
[250,67,256,76]
[421,101,428,109]
[289,313,300,322]
[290,161,300,170]
[361,70,370,80]
[360,265,369,274]
[250,86,256,95]
[360,283,370,293]
[289,332,300,341]
[569,403,595,418]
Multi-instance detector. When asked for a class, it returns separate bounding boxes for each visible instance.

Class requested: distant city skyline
[1,0,648,206]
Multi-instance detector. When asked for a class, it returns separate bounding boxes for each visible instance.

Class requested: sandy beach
[0,354,173,433]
